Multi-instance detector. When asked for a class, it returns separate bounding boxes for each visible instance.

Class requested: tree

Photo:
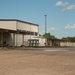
[62,36,75,42]
[43,33,55,38]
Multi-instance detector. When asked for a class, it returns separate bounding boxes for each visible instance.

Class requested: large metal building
[0,19,39,47]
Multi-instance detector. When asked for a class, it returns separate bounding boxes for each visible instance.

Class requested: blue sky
[0,0,75,38]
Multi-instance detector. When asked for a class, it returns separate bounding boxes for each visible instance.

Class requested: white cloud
[66,32,69,35]
[65,24,75,29]
[50,27,57,32]
[56,1,63,6]
[56,1,69,6]
[47,27,56,33]
[51,27,56,31]
[67,5,75,10]
[64,2,69,6]
[56,1,75,11]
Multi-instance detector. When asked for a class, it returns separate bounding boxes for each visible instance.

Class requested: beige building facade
[0,19,39,47]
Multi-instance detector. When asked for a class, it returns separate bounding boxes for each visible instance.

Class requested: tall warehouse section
[0,19,39,47]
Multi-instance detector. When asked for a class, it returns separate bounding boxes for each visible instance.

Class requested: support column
[22,34,24,46]
[13,33,15,47]
[15,33,19,46]
[50,40,52,46]
[1,31,3,47]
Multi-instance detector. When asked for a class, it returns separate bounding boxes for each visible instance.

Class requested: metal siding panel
[17,21,38,32]
[17,21,30,31]
[31,25,38,32]
[0,21,16,30]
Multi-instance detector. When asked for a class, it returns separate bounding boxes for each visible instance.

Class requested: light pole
[45,15,47,35]
[44,15,47,46]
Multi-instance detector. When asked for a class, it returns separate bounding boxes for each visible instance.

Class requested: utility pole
[45,15,47,35]
[44,15,47,46]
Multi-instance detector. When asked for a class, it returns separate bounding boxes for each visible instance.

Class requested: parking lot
[0,48,75,75]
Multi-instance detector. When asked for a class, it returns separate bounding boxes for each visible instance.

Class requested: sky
[0,0,75,38]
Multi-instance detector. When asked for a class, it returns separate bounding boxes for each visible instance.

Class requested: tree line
[40,32,75,42]
[62,36,75,42]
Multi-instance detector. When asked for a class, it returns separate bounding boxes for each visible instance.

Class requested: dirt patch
[0,49,75,75]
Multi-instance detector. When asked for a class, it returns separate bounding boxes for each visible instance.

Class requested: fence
[60,42,75,47]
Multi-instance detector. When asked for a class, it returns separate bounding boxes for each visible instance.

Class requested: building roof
[0,19,39,26]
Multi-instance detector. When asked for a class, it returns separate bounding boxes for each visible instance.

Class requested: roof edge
[0,19,39,26]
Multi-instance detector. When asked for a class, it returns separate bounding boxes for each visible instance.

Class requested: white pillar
[22,34,24,46]
[1,32,3,47]
[13,33,15,47]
